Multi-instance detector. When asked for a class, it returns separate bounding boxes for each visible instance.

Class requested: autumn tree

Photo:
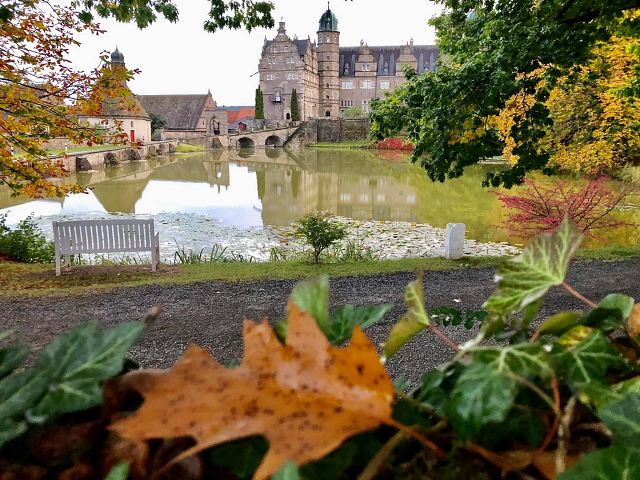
[0,1,134,197]
[370,0,640,188]
[1,0,275,198]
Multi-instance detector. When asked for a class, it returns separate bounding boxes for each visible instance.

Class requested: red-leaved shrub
[377,137,414,150]
[491,177,636,241]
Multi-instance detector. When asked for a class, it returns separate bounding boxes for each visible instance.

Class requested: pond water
[0,148,638,259]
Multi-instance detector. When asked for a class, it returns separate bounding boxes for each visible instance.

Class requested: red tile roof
[227,108,255,124]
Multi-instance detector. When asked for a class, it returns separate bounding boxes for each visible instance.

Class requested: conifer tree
[291,89,300,121]
[255,87,265,120]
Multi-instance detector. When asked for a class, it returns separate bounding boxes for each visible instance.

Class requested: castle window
[273,46,277,52]
[380,81,390,89]
[326,36,330,43]
[384,62,389,75]
[362,99,369,113]
[130,121,134,127]
[268,58,271,64]
[275,91,281,101]
[341,81,353,89]
[327,55,330,60]
[325,110,330,117]
[325,65,329,70]
[266,73,273,80]
[326,95,329,99]
[287,73,296,80]
[284,45,289,52]
[326,83,329,88]
[286,57,290,64]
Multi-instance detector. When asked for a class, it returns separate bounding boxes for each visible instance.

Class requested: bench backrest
[52,220,156,254]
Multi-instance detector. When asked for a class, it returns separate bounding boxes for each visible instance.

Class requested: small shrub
[376,137,414,150]
[0,214,55,263]
[295,213,347,263]
[492,177,636,241]
[343,106,364,117]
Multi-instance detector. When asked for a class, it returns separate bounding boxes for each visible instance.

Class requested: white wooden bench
[52,219,159,276]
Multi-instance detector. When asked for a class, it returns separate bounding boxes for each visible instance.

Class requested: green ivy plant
[1,217,638,479]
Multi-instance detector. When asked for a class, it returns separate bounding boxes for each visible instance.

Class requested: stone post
[445,223,465,259]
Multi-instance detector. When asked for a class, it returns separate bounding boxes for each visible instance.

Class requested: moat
[0,148,638,260]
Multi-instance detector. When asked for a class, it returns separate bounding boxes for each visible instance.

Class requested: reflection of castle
[249,153,419,226]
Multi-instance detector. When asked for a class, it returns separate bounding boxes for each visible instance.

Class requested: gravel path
[1,259,638,382]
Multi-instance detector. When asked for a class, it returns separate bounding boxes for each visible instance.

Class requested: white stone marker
[445,223,465,259]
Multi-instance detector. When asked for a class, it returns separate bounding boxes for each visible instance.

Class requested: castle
[258,5,440,120]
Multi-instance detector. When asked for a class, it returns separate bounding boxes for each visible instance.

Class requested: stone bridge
[227,125,299,148]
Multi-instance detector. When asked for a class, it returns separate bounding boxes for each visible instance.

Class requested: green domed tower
[317,4,340,117]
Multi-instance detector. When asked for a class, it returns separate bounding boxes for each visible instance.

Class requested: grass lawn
[1,244,639,297]
[15,145,123,158]
[312,140,373,149]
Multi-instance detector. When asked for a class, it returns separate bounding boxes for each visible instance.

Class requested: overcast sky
[68,1,444,106]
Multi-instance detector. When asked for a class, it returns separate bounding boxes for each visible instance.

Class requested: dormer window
[284,45,289,52]
[275,91,281,102]
[273,46,277,52]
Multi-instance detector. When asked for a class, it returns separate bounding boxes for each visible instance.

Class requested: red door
[130,130,135,142]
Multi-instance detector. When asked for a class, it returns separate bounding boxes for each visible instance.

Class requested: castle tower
[317,4,339,117]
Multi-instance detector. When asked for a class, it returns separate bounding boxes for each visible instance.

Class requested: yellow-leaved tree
[496,36,640,174]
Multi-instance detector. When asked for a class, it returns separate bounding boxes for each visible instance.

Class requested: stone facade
[258,7,440,120]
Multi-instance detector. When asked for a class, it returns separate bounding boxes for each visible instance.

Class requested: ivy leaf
[556,445,640,480]
[0,368,53,419]
[416,369,448,416]
[28,321,145,419]
[599,392,640,447]
[476,408,546,449]
[553,328,626,390]
[472,343,554,379]
[272,461,300,480]
[209,436,268,479]
[483,218,583,314]
[537,312,580,336]
[523,298,544,328]
[447,363,516,440]
[328,304,394,345]
[289,276,330,335]
[580,294,635,332]
[0,418,28,448]
[383,273,429,360]
[0,344,30,379]
[104,462,129,480]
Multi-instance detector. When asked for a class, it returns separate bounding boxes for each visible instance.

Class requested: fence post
[445,223,465,259]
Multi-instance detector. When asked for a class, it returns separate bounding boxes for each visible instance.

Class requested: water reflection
[0,148,638,246]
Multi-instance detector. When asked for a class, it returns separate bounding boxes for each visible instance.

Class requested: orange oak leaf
[112,302,394,479]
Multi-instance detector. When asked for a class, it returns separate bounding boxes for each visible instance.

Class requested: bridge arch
[265,135,282,147]
[237,137,255,148]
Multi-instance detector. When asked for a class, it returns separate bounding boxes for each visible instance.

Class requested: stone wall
[286,117,370,145]
[339,117,371,141]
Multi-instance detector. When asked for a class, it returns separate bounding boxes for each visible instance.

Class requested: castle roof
[227,108,255,124]
[99,90,150,120]
[318,7,338,32]
[339,44,440,76]
[110,47,125,64]
[263,38,312,57]
[137,94,210,131]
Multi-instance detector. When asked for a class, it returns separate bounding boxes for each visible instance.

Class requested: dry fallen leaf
[466,443,533,473]
[531,451,580,479]
[112,302,394,479]
[627,303,640,339]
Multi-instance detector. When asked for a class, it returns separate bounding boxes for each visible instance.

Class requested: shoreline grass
[0,244,638,297]
[311,140,374,149]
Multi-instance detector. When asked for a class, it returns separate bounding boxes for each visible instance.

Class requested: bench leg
[55,253,61,276]
[65,254,71,270]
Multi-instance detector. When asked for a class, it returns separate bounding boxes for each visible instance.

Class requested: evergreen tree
[254,87,265,120]
[290,89,300,121]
